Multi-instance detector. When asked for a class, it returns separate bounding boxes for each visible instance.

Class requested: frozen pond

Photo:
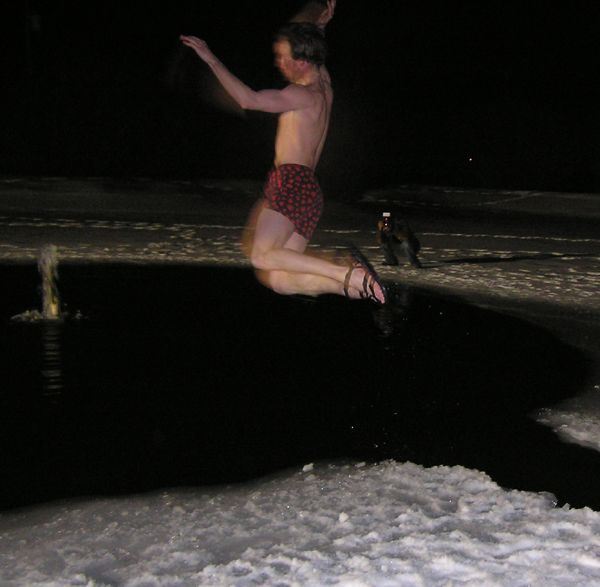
[2,263,600,585]
[2,263,597,511]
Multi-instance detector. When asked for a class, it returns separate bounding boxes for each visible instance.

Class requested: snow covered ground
[1,177,599,585]
[1,461,600,586]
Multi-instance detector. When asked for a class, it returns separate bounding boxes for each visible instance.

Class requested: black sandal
[347,244,387,304]
[343,263,355,298]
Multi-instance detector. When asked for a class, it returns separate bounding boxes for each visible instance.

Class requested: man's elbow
[238,92,260,111]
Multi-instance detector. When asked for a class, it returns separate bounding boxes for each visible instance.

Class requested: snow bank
[1,461,599,586]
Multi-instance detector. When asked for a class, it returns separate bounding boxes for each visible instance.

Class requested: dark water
[1,264,599,511]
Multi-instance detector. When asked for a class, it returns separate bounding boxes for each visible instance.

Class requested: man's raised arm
[287,1,335,87]
[180,35,311,114]
[290,0,336,30]
[316,0,336,31]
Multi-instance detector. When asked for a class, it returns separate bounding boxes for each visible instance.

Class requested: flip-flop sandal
[343,257,359,298]
[343,264,353,298]
[344,263,370,300]
[343,256,367,298]
[348,244,387,304]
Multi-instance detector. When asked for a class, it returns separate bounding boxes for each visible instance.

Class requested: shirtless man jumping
[180,0,386,303]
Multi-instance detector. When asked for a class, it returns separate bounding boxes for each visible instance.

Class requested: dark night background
[3,2,600,198]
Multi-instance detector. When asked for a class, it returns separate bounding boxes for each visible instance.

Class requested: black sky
[4,2,600,194]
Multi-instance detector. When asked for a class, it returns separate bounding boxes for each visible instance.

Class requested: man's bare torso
[274,70,333,170]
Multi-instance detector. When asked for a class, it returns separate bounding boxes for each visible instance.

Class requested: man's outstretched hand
[316,0,336,30]
[180,35,218,65]
[290,0,336,30]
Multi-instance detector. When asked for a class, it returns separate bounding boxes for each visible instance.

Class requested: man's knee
[250,249,268,271]
[250,241,280,271]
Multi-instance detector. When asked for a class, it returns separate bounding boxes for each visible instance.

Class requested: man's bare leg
[249,205,384,300]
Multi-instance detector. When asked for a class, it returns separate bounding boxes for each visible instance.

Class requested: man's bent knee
[250,249,269,271]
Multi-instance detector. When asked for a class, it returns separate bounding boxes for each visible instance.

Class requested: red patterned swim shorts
[263,164,324,240]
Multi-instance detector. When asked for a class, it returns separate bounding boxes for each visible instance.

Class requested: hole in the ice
[1,264,598,510]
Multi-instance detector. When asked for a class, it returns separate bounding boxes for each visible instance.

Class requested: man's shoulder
[280,83,318,108]
[285,83,312,93]
[287,81,329,99]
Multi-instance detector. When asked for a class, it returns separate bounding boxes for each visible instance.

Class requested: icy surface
[1,461,600,586]
[536,383,600,452]
[1,178,600,584]
[3,178,599,453]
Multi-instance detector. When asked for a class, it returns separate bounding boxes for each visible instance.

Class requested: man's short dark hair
[275,22,327,66]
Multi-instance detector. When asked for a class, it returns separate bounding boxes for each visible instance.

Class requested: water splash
[38,245,61,320]
[10,245,67,323]
[7,247,66,399]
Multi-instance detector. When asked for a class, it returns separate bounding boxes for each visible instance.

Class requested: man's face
[273,39,304,82]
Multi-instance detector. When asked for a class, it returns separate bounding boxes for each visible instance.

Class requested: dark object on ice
[377,212,422,268]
